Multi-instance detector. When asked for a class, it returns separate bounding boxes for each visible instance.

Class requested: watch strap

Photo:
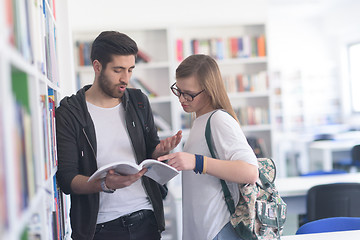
[101,178,116,193]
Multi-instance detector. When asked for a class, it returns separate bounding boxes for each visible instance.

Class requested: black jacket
[55,85,164,240]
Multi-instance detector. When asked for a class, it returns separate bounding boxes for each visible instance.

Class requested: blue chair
[296,217,360,234]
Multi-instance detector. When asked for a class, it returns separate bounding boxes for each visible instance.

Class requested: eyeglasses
[170,83,205,102]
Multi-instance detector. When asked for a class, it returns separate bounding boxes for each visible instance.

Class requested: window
[348,42,360,113]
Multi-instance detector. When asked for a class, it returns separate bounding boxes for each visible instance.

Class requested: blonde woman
[158,54,259,240]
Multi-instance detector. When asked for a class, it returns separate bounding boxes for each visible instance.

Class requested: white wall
[267,0,360,130]
[325,0,360,126]
[68,0,268,31]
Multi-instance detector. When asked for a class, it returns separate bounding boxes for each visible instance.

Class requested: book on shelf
[77,42,84,66]
[257,35,266,57]
[236,74,244,92]
[153,113,171,131]
[223,75,237,93]
[216,38,225,60]
[236,106,269,126]
[0,109,8,232]
[52,176,67,240]
[136,49,151,63]
[130,78,158,97]
[48,88,58,168]
[247,137,269,158]
[11,69,37,211]
[247,137,264,158]
[186,34,265,60]
[88,159,179,185]
[229,37,238,58]
[5,0,14,45]
[40,95,51,180]
[181,113,193,129]
[21,214,42,240]
[50,0,56,20]
[237,37,243,58]
[242,35,251,58]
[209,38,217,59]
[9,0,34,62]
[176,39,183,61]
[42,5,59,84]
[230,71,268,93]
[191,39,199,54]
[190,38,229,59]
[28,0,45,73]
[52,176,61,240]
[76,41,92,66]
[251,36,258,57]
[198,39,211,55]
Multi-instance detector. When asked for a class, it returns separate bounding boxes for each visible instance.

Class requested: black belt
[98,209,153,227]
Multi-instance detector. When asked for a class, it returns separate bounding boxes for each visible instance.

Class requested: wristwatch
[101,178,116,193]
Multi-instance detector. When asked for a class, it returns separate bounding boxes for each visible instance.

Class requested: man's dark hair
[90,31,138,68]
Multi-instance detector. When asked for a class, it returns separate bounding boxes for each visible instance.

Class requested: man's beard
[98,70,125,99]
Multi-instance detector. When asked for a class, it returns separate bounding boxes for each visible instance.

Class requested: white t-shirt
[182,110,258,240]
[86,102,152,224]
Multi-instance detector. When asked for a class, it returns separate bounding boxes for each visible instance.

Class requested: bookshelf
[0,1,73,239]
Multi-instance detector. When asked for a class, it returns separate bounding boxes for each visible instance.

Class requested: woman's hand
[158,152,195,171]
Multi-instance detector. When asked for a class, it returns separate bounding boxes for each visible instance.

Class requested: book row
[176,35,266,61]
[223,71,268,93]
[6,0,59,84]
[77,34,266,67]
[180,106,270,130]
[0,101,6,235]
[236,106,270,126]
[127,71,268,100]
[19,176,69,240]
[76,41,151,66]
[0,67,65,238]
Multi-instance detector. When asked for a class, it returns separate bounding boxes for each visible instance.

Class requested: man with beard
[55,31,182,240]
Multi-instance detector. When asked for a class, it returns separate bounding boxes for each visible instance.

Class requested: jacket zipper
[82,128,96,160]
[82,128,99,239]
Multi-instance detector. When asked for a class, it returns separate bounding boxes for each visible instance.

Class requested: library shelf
[0,0,74,239]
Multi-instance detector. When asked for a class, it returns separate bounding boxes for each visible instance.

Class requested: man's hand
[71,168,148,194]
[152,130,182,159]
[104,168,147,189]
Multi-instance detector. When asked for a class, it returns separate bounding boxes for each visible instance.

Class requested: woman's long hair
[176,54,239,123]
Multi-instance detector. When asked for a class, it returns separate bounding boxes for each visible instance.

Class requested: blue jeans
[213,222,244,240]
[93,210,161,240]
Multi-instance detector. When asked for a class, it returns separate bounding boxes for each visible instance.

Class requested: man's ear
[93,60,102,73]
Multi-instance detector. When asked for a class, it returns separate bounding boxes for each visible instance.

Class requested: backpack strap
[205,110,236,214]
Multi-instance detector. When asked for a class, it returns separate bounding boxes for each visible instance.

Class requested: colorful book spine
[176,39,183,62]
